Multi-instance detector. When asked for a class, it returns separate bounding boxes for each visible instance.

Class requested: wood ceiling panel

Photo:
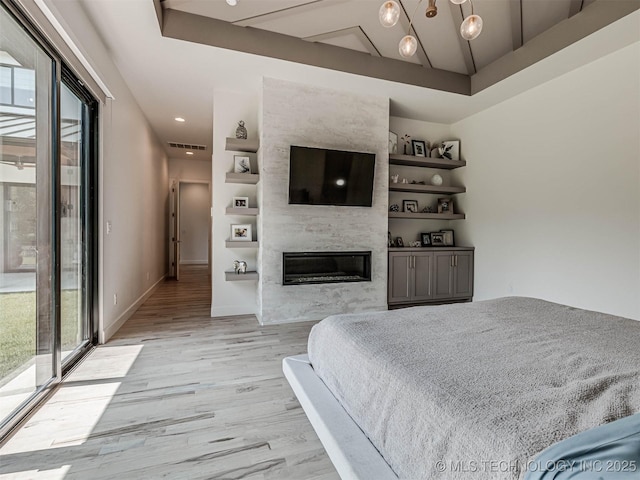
[468,0,515,71]
[163,0,317,23]
[522,0,572,43]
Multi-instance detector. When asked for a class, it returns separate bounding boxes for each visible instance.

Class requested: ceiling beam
[304,26,381,57]
[449,2,476,74]
[472,0,640,94]
[569,0,584,18]
[159,8,470,95]
[509,0,523,50]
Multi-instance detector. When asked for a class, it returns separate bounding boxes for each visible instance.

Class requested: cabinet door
[433,251,454,299]
[453,251,474,298]
[388,252,412,304]
[412,252,433,301]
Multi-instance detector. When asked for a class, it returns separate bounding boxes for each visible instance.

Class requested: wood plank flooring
[0,266,339,479]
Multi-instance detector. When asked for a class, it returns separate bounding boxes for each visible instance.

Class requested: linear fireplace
[283,251,372,286]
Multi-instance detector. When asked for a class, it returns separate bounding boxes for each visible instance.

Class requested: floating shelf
[225,240,259,248]
[225,173,260,184]
[389,212,465,220]
[226,207,259,216]
[225,271,259,281]
[389,184,465,195]
[389,154,466,169]
[225,137,259,153]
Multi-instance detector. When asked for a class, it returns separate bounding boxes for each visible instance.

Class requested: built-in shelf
[389,154,466,169]
[389,184,465,195]
[226,207,259,216]
[225,240,259,248]
[389,212,465,220]
[225,173,260,184]
[225,137,259,153]
[225,271,259,281]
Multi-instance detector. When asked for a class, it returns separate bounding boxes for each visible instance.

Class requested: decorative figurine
[235,120,248,139]
[390,204,400,212]
[431,174,443,186]
[401,134,411,155]
[233,260,248,274]
[390,174,399,183]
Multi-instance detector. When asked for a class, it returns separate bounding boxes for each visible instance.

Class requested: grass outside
[0,291,80,380]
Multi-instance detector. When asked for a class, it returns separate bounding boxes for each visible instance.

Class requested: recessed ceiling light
[226,0,238,5]
[186,151,194,155]
[175,117,185,122]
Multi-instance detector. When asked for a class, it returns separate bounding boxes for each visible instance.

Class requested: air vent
[168,142,207,150]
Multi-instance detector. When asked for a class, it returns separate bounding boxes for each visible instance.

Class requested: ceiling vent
[168,142,207,150]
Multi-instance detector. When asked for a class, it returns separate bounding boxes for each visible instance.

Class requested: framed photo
[430,232,445,247]
[234,155,251,174]
[411,140,427,157]
[440,229,455,246]
[388,131,398,154]
[437,197,454,214]
[395,237,404,248]
[403,199,419,213]
[440,140,460,161]
[421,232,432,247]
[230,224,252,241]
[233,196,249,208]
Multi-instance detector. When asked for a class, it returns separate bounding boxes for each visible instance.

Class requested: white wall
[40,0,170,341]
[258,78,389,324]
[179,182,209,264]
[211,90,260,317]
[451,42,640,320]
[388,116,457,245]
[169,157,211,182]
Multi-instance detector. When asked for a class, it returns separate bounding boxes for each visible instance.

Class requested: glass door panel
[60,83,86,362]
[0,4,55,424]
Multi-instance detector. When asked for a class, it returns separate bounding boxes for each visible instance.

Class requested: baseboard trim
[101,275,166,343]
[211,305,258,318]
[259,305,388,326]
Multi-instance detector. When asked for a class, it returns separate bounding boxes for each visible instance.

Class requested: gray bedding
[307,297,640,480]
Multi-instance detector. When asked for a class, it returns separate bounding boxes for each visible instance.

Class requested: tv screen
[288,146,375,207]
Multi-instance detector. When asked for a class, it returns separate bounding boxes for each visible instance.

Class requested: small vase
[235,121,248,139]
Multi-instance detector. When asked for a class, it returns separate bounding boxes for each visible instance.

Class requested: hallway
[0,266,338,479]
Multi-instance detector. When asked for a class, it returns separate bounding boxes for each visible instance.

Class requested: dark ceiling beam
[153,0,163,30]
[159,8,470,95]
[449,1,476,74]
[569,0,584,18]
[509,0,523,50]
[472,0,640,94]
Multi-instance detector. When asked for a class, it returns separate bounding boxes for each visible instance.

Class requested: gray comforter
[307,297,640,480]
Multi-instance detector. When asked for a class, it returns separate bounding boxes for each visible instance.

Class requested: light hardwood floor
[0,266,339,479]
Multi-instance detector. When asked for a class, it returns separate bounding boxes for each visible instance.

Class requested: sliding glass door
[0,0,97,440]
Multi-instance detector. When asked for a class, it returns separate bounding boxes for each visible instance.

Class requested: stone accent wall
[258,78,389,324]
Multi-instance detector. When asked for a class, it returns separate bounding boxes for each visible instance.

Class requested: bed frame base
[283,354,398,480]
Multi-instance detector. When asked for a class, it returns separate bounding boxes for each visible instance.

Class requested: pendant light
[379,1,400,28]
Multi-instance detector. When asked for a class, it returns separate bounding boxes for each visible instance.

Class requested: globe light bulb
[399,35,418,57]
[450,0,467,5]
[460,14,483,40]
[379,1,400,28]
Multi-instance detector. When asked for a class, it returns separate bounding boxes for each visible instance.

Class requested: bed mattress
[307,297,640,479]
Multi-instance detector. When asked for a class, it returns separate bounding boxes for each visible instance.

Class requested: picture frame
[421,232,432,247]
[440,229,455,246]
[233,196,249,208]
[411,140,427,157]
[388,131,398,154]
[234,155,251,174]
[437,197,454,214]
[430,232,445,247]
[440,140,460,161]
[403,199,419,213]
[395,237,404,248]
[230,224,252,241]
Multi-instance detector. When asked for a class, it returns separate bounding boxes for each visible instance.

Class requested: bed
[283,297,640,480]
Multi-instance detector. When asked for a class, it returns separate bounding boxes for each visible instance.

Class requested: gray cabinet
[389,248,473,307]
[388,252,433,303]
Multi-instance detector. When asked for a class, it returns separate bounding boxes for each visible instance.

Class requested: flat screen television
[288,146,376,207]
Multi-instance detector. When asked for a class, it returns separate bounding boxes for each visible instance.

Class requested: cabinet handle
[451,255,454,267]
[412,256,415,269]
[455,255,458,267]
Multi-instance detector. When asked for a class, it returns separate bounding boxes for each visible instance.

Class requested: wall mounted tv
[288,146,376,207]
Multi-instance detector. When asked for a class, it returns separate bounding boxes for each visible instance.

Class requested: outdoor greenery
[0,291,80,379]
